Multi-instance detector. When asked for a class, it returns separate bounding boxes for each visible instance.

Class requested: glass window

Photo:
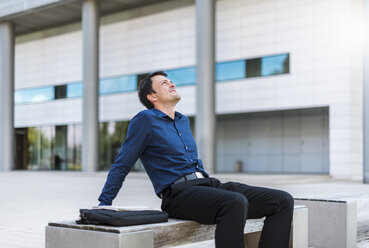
[100,75,137,95]
[15,53,290,105]
[216,60,245,81]
[99,122,111,170]
[27,126,54,170]
[15,86,54,104]
[246,58,262,78]
[99,121,130,170]
[55,85,67,99]
[137,73,150,89]
[67,82,82,98]
[165,67,197,86]
[54,125,67,170]
[27,127,40,170]
[67,124,82,171]
[41,126,54,170]
[262,54,289,76]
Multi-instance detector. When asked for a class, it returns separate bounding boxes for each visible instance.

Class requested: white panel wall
[348,0,363,180]
[15,98,82,127]
[100,5,195,77]
[14,0,363,179]
[15,30,82,89]
[99,84,196,122]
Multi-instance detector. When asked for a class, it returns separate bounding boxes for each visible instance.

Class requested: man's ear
[147,93,157,103]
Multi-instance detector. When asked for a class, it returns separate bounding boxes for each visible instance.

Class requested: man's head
[138,71,181,109]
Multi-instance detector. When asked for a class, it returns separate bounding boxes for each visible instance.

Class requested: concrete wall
[13,0,364,180]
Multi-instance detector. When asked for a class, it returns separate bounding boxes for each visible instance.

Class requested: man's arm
[98,112,152,206]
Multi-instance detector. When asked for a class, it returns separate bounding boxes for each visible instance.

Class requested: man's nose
[170,82,176,88]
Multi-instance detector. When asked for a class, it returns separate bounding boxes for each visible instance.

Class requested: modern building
[0,0,367,181]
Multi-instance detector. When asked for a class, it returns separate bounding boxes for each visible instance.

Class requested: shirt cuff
[98,202,111,206]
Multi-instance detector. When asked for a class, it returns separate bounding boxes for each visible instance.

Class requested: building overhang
[0,0,172,35]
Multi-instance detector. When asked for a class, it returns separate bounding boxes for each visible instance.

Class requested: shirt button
[190,159,193,161]
[179,133,182,136]
[185,146,188,150]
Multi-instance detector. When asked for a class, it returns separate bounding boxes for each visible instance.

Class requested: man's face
[148,75,181,106]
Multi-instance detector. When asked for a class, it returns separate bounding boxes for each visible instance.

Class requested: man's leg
[217,182,294,248]
[161,178,248,248]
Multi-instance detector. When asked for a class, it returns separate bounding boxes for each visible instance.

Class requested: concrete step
[171,239,213,248]
[357,242,369,248]
[171,240,320,248]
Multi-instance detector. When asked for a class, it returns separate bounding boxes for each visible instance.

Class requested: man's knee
[227,193,249,217]
[279,191,294,213]
[232,193,248,208]
[214,193,248,225]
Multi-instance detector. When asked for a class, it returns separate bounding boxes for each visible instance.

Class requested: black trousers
[161,177,294,248]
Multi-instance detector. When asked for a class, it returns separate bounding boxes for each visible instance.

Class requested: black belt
[173,171,205,184]
[160,172,205,199]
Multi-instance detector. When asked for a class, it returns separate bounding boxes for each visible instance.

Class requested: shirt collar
[151,108,183,119]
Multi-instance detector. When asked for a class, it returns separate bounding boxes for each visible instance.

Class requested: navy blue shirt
[98,108,209,206]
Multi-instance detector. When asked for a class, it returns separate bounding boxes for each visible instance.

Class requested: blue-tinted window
[100,75,137,95]
[15,86,54,104]
[67,83,82,98]
[261,54,289,76]
[165,67,196,86]
[14,53,290,105]
[216,60,246,81]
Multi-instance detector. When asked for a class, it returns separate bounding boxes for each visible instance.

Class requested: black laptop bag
[76,209,168,226]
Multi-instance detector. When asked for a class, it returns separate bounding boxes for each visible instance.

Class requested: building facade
[0,0,365,180]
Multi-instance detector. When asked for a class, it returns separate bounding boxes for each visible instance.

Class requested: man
[98,71,294,248]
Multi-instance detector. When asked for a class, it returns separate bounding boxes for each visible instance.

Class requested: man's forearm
[98,161,132,205]
[97,112,151,205]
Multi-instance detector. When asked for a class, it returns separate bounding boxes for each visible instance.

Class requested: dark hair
[138,71,168,109]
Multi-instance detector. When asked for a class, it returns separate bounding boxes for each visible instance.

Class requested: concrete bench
[46,205,307,248]
[294,198,357,248]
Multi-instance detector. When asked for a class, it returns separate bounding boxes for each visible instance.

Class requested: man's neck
[154,104,176,120]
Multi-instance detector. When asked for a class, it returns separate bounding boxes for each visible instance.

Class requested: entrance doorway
[216,107,329,174]
[15,128,28,170]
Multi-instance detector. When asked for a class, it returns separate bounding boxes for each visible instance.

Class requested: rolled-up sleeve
[98,112,152,206]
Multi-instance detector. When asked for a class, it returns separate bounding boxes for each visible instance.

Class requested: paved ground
[1,171,369,248]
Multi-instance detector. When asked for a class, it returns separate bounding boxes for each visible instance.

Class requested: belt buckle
[195,172,203,178]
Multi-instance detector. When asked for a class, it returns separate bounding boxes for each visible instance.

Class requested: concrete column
[364,0,369,183]
[195,0,215,173]
[0,22,15,172]
[82,0,99,172]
